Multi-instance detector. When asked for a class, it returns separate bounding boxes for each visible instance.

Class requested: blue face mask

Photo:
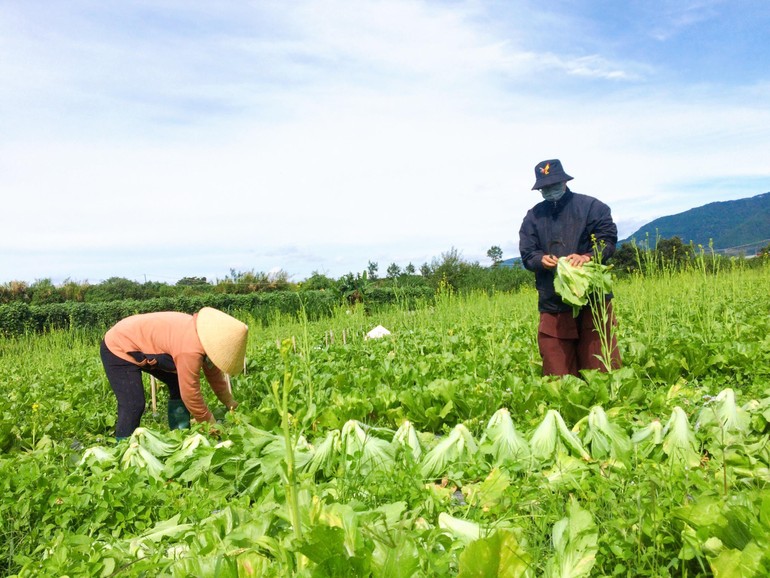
[540,182,566,202]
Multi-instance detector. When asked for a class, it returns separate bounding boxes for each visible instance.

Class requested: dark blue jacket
[519,188,617,313]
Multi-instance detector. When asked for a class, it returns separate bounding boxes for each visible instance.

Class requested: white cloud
[647,0,726,41]
[1,1,769,283]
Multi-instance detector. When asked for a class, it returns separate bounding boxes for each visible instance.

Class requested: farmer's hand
[227,400,239,412]
[541,254,559,270]
[566,254,591,267]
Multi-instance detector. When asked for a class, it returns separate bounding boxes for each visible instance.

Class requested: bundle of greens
[482,408,531,466]
[553,257,613,316]
[420,423,478,479]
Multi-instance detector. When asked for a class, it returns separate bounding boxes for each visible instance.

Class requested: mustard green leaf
[457,529,535,578]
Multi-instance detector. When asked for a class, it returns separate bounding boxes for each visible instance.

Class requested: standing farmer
[100,307,248,439]
[519,159,621,376]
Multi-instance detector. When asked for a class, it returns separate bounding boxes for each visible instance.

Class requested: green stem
[272,339,303,544]
[282,369,303,542]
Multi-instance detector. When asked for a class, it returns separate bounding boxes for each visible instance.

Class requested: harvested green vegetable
[483,408,530,466]
[421,423,477,479]
[662,406,701,469]
[530,409,590,462]
[553,257,613,316]
[574,405,631,463]
[393,420,423,461]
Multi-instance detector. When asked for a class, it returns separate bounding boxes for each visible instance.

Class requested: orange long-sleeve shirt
[104,311,235,422]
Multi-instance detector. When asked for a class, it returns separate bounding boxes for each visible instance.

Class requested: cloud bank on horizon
[2,0,769,284]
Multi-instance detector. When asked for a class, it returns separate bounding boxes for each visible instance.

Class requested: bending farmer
[100,307,248,439]
[519,159,621,376]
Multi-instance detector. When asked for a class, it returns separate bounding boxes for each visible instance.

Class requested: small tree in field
[487,245,503,267]
[367,261,379,280]
[30,278,62,305]
[386,263,401,279]
[610,243,640,273]
[86,277,145,302]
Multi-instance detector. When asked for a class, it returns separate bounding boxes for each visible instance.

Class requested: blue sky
[2,0,769,285]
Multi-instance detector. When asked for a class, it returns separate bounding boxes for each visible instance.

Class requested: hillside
[621,192,770,254]
[499,257,522,268]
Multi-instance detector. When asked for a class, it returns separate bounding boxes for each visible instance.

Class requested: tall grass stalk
[589,238,619,373]
[295,299,314,407]
[271,339,304,548]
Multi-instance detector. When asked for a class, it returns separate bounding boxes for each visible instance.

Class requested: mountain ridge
[620,191,770,254]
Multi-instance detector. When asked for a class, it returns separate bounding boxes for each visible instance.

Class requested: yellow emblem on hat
[540,162,550,175]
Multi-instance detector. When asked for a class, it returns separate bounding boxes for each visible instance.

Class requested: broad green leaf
[544,498,598,578]
[236,551,275,577]
[135,513,193,543]
[315,501,364,557]
[78,445,118,466]
[457,529,534,578]
[372,534,421,578]
[299,525,370,576]
[464,467,511,511]
[543,454,590,487]
[100,557,116,578]
[710,541,767,577]
[439,512,482,544]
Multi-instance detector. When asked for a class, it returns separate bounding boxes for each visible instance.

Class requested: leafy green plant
[3,261,770,576]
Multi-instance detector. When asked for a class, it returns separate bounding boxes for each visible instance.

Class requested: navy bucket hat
[531,159,573,190]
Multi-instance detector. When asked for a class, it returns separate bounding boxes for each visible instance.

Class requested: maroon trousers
[537,302,621,377]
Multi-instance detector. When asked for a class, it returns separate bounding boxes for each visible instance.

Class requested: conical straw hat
[195,307,248,375]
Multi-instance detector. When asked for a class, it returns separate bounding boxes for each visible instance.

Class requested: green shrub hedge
[0,287,436,337]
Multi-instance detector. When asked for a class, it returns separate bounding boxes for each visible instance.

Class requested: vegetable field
[2,263,770,577]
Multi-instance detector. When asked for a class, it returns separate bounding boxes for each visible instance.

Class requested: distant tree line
[0,269,293,306]
[5,237,768,310]
[0,248,536,336]
[0,248,533,307]
[609,236,770,274]
[2,239,767,337]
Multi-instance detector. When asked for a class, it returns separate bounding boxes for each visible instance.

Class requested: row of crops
[1,263,770,576]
